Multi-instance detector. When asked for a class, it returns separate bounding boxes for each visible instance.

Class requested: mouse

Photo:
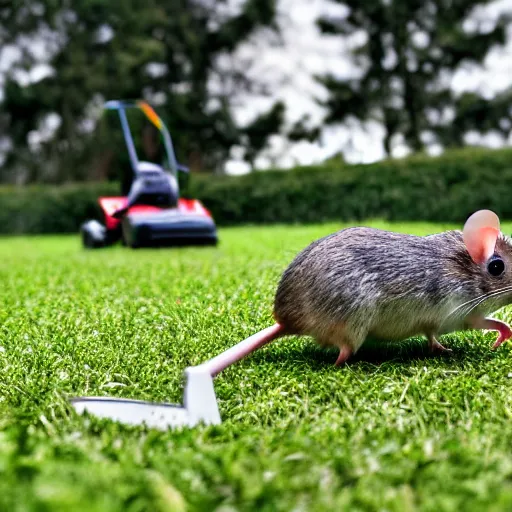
[208,209,512,374]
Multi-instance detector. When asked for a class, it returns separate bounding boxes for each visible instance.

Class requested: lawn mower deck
[98,197,217,248]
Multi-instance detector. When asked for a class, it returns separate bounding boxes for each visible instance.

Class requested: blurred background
[1,0,511,181]
[0,0,512,233]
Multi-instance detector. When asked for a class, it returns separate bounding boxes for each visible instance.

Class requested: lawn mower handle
[107,100,181,180]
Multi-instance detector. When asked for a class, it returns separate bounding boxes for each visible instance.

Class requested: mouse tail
[203,323,287,377]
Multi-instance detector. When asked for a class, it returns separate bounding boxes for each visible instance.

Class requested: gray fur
[274,227,512,353]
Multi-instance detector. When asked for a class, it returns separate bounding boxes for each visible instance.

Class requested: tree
[316,0,509,157]
[436,87,512,147]
[0,0,284,183]
[240,101,285,168]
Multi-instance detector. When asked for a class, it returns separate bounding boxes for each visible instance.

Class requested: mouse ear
[462,210,500,264]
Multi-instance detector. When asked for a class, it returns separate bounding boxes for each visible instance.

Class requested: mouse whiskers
[441,285,512,328]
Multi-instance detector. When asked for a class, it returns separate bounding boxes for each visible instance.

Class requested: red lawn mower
[81,100,218,249]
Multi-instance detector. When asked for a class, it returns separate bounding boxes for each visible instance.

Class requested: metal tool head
[70,324,284,430]
[70,365,221,430]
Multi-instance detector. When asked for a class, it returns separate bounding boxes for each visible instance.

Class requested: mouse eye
[487,257,505,277]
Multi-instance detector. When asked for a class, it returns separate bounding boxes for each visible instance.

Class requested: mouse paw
[492,322,512,349]
[428,335,452,354]
[469,316,512,349]
[470,317,512,349]
[335,346,352,366]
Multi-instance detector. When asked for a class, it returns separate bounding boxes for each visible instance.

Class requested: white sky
[1,0,512,173]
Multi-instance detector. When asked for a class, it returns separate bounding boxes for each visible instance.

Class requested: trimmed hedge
[1,146,512,234]
[0,183,118,234]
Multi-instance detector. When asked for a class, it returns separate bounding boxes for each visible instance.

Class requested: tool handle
[200,324,284,377]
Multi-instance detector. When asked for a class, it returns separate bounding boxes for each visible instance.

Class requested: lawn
[2,221,512,511]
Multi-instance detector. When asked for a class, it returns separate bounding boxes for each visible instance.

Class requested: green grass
[3,221,512,511]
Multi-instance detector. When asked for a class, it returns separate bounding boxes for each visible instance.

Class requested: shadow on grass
[247,334,496,371]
